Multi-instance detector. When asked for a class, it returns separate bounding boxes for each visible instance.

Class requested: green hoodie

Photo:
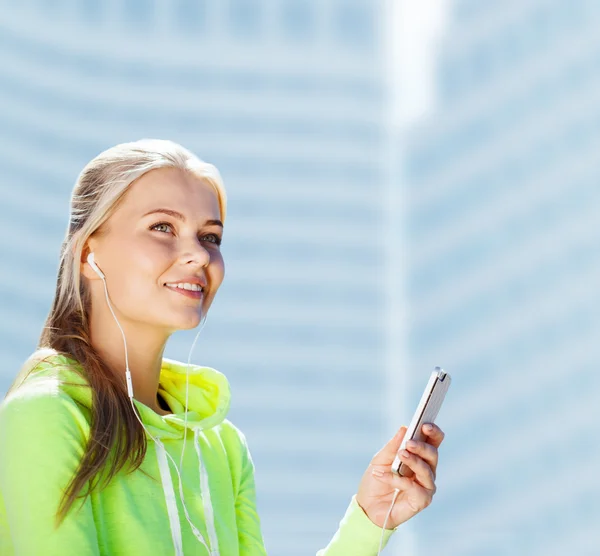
[0,350,396,555]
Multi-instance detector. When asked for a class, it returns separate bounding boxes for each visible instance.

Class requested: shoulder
[214,419,255,472]
[8,348,88,390]
[218,418,251,450]
[1,349,92,439]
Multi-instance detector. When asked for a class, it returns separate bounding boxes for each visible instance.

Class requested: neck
[88,307,171,414]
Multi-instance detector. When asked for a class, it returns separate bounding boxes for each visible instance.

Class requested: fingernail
[372,468,384,477]
[425,424,434,432]
[406,440,417,449]
[401,450,410,458]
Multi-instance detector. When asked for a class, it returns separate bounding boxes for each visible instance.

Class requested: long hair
[9,139,227,526]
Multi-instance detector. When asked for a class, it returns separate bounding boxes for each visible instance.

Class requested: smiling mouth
[164,282,204,292]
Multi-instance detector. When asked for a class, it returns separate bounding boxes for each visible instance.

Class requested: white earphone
[85,251,212,552]
[87,252,104,279]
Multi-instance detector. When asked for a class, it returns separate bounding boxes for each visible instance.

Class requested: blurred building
[402,0,600,554]
[0,1,393,554]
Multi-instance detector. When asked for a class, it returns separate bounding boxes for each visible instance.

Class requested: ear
[78,242,102,281]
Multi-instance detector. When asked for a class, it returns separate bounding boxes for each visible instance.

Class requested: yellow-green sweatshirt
[0,350,395,555]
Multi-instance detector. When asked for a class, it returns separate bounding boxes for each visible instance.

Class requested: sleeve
[315,495,396,556]
[235,431,269,555]
[0,380,101,555]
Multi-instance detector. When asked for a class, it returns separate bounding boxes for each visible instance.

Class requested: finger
[371,466,415,492]
[397,450,436,491]
[372,467,434,511]
[405,440,438,478]
[371,426,408,465]
[421,423,445,448]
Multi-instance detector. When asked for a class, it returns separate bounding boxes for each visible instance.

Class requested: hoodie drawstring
[155,433,220,556]
[194,428,220,556]
[155,439,184,556]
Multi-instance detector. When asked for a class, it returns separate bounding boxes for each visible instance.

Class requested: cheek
[209,252,225,286]
[117,242,172,298]
[132,241,173,277]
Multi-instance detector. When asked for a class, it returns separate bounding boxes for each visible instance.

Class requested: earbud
[87,252,105,279]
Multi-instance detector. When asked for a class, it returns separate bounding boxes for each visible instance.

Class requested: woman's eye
[151,222,172,234]
[151,222,221,246]
[203,234,222,246]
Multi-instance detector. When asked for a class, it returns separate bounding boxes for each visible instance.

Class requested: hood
[20,350,231,440]
[144,357,231,439]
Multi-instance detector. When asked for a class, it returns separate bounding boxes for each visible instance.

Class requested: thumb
[372,425,408,465]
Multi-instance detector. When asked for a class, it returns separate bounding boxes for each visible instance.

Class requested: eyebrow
[143,208,223,228]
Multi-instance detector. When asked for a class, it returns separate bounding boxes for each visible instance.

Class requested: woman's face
[83,167,225,333]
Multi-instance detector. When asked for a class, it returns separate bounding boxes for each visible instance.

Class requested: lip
[164,276,207,289]
[164,284,204,300]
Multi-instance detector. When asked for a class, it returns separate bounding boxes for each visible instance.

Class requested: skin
[80,167,225,415]
[79,165,444,529]
[357,423,446,529]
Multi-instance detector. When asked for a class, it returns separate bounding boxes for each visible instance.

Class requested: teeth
[165,283,203,292]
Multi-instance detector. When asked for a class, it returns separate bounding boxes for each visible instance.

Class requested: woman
[0,139,445,555]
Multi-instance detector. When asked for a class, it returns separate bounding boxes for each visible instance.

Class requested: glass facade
[0,2,389,554]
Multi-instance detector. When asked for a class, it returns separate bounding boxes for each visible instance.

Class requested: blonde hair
[9,139,226,525]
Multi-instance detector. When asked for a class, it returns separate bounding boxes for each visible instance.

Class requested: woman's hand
[356,423,445,530]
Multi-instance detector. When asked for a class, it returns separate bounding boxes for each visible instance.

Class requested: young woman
[0,139,445,555]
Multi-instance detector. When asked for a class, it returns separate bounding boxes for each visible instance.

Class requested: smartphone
[391,367,451,477]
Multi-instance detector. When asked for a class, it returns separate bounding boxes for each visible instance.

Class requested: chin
[178,319,202,331]
[173,308,207,331]
[159,296,213,332]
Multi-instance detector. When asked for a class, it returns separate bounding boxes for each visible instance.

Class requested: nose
[179,239,211,268]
